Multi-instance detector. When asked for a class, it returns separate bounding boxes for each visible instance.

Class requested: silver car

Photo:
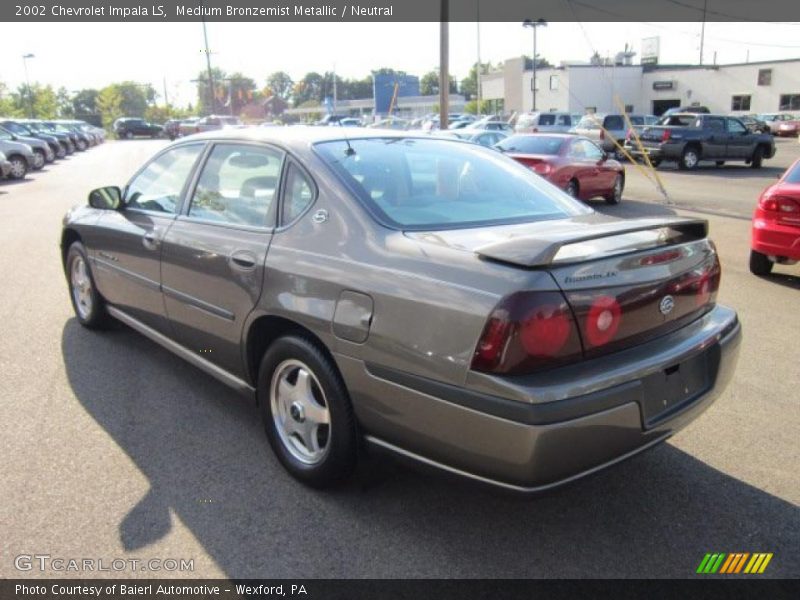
[515,111,576,134]
[61,128,740,492]
[0,125,54,169]
[0,150,12,178]
[0,132,36,179]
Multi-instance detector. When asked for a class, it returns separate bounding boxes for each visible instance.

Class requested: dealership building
[480,56,800,117]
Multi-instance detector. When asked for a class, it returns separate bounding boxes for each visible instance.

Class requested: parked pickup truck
[624,113,775,170]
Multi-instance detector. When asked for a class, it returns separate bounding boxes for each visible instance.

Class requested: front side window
[316,137,589,230]
[189,144,283,227]
[125,144,205,213]
[726,119,747,134]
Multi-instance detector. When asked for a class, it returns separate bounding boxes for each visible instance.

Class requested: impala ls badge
[659,295,675,316]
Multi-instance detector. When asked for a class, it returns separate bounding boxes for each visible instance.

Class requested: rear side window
[538,114,556,126]
[281,163,316,225]
[189,144,283,227]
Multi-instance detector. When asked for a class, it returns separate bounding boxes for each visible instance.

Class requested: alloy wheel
[70,256,93,319]
[9,158,26,178]
[270,359,331,465]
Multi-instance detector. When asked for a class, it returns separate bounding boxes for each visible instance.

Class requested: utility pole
[699,0,707,65]
[439,0,449,130]
[523,19,547,112]
[22,53,35,119]
[476,1,482,117]
[201,0,215,115]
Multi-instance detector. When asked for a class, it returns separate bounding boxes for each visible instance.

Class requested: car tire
[77,140,88,151]
[7,155,28,179]
[566,179,579,198]
[749,250,773,276]
[66,242,110,329]
[751,147,764,169]
[605,174,623,205]
[56,145,66,159]
[258,335,357,488]
[32,150,46,170]
[679,146,700,170]
[715,161,725,167]
[124,131,133,140]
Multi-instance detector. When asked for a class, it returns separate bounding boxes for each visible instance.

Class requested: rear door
[159,142,284,378]
[91,143,206,333]
[703,117,728,159]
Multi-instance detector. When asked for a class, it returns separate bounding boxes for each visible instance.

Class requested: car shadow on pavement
[651,164,785,180]
[61,318,799,578]
[758,271,800,290]
[592,198,678,220]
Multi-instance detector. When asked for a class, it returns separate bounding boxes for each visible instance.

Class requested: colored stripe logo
[697,553,773,574]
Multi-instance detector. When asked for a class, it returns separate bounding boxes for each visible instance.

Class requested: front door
[160,142,284,378]
[90,143,206,333]
[725,118,754,159]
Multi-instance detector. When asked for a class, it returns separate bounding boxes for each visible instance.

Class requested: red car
[750,158,800,275]
[776,119,800,137]
[497,133,625,204]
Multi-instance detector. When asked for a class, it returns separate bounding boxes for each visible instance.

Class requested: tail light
[625,130,632,142]
[472,247,722,374]
[531,162,553,176]
[471,291,582,374]
[759,195,800,215]
[600,129,605,140]
[661,129,672,142]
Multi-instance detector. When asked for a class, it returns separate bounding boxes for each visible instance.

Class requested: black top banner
[2,0,799,22]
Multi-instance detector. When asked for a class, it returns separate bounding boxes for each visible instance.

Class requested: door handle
[229,250,257,270]
[142,230,160,251]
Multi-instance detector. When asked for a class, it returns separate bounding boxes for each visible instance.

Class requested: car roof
[179,125,438,148]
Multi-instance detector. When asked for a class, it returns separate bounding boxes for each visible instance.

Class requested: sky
[2,21,800,107]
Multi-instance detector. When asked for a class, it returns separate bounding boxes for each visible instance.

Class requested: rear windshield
[496,135,565,155]
[315,137,589,230]
[784,162,800,183]
[604,115,625,130]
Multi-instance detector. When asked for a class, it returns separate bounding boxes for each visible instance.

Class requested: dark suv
[113,118,163,140]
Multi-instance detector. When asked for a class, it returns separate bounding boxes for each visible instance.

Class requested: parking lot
[0,137,797,579]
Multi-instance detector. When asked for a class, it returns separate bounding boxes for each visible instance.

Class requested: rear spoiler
[475,218,708,268]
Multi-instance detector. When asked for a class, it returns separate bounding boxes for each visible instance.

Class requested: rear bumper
[624,144,665,160]
[752,219,800,260]
[340,305,741,492]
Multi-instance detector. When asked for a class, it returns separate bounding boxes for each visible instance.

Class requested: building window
[758,69,772,86]
[779,94,800,111]
[549,75,559,90]
[624,104,634,113]
[731,95,751,111]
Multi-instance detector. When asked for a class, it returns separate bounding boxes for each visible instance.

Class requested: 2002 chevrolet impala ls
[61,127,741,492]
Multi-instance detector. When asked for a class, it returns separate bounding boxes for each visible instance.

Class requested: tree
[72,89,100,121]
[418,68,457,96]
[459,62,492,100]
[96,82,152,127]
[463,99,493,115]
[195,67,226,115]
[57,87,73,118]
[266,71,293,101]
[292,72,324,107]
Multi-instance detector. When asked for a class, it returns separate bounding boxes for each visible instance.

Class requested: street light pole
[522,19,546,112]
[22,53,35,118]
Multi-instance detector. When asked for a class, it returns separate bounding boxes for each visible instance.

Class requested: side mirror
[88,186,122,210]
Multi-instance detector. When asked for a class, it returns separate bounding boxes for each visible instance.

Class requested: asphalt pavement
[0,137,797,579]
